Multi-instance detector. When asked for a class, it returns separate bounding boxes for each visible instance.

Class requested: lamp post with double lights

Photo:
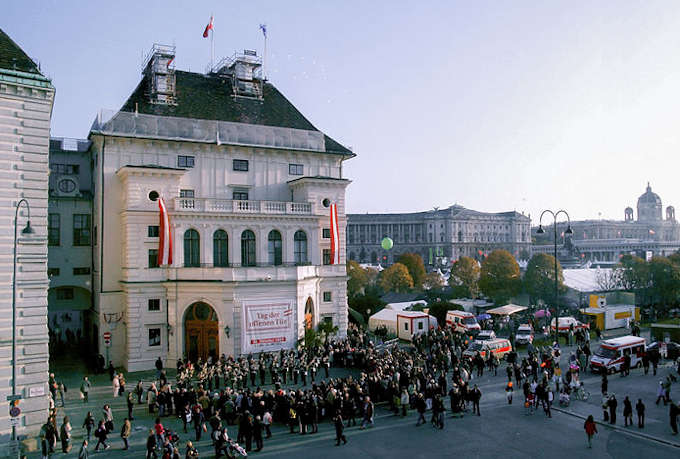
[11,199,34,456]
[535,209,572,345]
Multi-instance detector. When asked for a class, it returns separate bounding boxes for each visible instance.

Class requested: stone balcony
[174,197,313,215]
[122,263,346,283]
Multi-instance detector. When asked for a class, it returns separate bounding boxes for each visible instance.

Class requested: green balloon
[381,237,393,250]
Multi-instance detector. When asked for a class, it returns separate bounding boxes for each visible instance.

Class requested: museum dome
[638,183,661,206]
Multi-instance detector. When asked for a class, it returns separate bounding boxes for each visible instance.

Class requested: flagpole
[263,28,267,80]
[211,26,214,71]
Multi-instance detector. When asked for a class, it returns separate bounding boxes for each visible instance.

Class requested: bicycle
[574,386,590,401]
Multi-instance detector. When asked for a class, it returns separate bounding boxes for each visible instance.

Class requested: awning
[486,304,528,316]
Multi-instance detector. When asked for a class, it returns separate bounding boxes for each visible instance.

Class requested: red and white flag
[329,203,340,265]
[158,197,173,265]
[203,16,214,38]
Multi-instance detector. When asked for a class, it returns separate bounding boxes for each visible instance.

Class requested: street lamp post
[12,199,34,456]
[536,210,572,345]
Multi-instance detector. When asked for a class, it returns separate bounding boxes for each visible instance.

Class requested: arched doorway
[304,297,314,330]
[184,302,219,363]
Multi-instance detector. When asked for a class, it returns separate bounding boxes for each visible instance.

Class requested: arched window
[268,230,282,266]
[294,230,308,265]
[184,229,200,267]
[241,230,256,267]
[213,230,228,267]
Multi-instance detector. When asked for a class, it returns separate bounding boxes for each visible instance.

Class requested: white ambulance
[445,310,481,335]
[589,335,646,374]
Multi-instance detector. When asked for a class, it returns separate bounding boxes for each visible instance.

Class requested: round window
[58,179,76,193]
[148,190,159,201]
[322,198,331,208]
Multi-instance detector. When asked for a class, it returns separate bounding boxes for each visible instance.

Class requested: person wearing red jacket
[584,415,598,448]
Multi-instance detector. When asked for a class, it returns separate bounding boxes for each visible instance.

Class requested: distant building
[47,137,96,358]
[0,28,55,440]
[90,45,352,371]
[533,184,680,265]
[347,205,531,266]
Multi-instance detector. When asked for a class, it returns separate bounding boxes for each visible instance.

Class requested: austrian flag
[158,197,173,265]
[329,203,340,264]
[203,16,214,38]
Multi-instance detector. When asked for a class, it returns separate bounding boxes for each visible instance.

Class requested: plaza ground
[35,337,680,458]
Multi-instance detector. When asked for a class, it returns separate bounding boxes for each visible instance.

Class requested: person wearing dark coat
[671,401,680,435]
[636,399,645,428]
[607,395,618,425]
[333,411,347,446]
[623,396,633,426]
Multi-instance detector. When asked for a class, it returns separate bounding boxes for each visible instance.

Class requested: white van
[590,335,646,374]
[445,311,481,335]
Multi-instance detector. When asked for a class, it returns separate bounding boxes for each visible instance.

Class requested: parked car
[515,324,534,345]
[476,330,496,341]
[646,341,680,360]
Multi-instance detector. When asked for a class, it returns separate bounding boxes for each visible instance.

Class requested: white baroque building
[0,29,54,441]
[90,46,353,371]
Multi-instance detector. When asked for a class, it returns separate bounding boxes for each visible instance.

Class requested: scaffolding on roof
[207,50,263,100]
[142,43,177,106]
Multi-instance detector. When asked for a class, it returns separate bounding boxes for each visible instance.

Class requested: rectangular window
[148,249,159,268]
[404,322,409,331]
[48,213,60,246]
[73,267,91,275]
[148,328,161,347]
[179,189,195,198]
[56,287,74,300]
[148,299,161,311]
[233,159,249,171]
[289,163,304,175]
[233,190,249,201]
[323,291,332,302]
[47,268,60,277]
[50,163,80,174]
[148,226,159,237]
[418,321,424,330]
[323,316,333,326]
[323,249,331,265]
[73,214,91,246]
[177,155,195,168]
[322,228,331,239]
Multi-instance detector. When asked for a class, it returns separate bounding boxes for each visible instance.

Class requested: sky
[4,1,680,223]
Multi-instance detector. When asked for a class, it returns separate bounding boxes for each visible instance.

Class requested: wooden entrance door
[184,302,219,363]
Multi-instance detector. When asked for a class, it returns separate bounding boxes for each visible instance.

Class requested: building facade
[0,29,55,441]
[47,137,96,358]
[347,205,531,266]
[533,184,680,265]
[90,45,353,371]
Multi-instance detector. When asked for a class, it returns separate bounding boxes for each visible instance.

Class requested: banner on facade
[241,300,296,354]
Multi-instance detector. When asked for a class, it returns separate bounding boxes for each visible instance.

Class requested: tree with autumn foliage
[379,262,414,293]
[479,250,521,305]
[396,253,426,289]
[449,256,480,298]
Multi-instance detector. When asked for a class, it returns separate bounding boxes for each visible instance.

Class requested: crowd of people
[39,323,680,457]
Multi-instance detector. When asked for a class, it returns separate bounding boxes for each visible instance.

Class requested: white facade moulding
[174,197,312,215]
[90,110,327,152]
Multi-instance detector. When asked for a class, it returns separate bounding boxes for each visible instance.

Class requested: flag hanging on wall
[203,16,214,38]
[329,203,340,264]
[158,197,173,265]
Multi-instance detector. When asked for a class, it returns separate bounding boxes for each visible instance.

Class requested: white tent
[386,300,427,312]
[368,308,399,334]
[487,304,528,316]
